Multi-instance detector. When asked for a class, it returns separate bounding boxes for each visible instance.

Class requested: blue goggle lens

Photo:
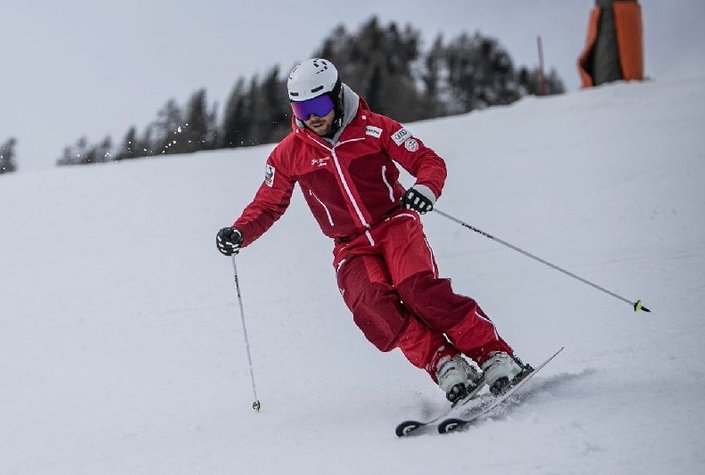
[291,95,334,120]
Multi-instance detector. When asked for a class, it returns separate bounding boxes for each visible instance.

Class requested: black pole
[432,208,650,313]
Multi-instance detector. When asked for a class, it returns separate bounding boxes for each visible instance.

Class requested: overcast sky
[2,0,704,171]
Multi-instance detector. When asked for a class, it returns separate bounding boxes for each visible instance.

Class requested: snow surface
[1,77,704,475]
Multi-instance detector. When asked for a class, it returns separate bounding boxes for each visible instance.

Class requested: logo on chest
[365,125,382,138]
[311,156,331,168]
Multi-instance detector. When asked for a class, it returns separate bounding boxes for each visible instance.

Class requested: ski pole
[230,255,262,411]
[432,208,650,313]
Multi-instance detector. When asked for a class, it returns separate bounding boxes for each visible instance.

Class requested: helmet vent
[310,86,324,93]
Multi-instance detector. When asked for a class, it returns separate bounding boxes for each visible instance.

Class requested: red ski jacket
[233,96,447,247]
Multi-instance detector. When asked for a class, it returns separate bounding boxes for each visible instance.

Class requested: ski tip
[396,420,424,437]
[438,418,465,434]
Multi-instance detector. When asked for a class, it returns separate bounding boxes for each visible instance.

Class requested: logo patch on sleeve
[391,127,412,146]
[365,125,382,138]
[264,164,276,187]
[404,138,419,152]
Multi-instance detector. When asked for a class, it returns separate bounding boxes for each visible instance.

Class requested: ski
[395,380,488,437]
[437,346,564,434]
[395,346,564,437]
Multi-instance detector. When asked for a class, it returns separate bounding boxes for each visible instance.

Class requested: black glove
[402,185,436,214]
[216,227,243,256]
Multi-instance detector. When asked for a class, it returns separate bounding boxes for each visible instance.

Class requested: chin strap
[328,86,345,138]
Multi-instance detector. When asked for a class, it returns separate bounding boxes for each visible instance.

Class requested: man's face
[304,109,335,136]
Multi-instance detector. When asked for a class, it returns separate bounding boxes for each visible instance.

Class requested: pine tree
[517,67,565,96]
[77,137,97,165]
[56,137,93,166]
[258,66,289,144]
[179,89,218,154]
[95,136,113,163]
[0,138,17,174]
[221,78,251,148]
[439,33,518,113]
[150,99,184,155]
[115,126,141,160]
[418,35,445,120]
[57,146,74,166]
[245,75,265,146]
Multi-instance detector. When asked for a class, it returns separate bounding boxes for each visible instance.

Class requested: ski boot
[481,352,533,396]
[435,354,482,404]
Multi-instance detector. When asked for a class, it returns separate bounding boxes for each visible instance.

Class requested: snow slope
[1,76,704,475]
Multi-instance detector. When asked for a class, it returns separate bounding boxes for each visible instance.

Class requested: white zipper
[305,132,370,232]
[330,138,368,227]
[309,189,334,226]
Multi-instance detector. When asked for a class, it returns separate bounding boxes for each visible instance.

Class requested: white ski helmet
[287,58,340,101]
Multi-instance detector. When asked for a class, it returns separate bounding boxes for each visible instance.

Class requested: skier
[216,58,528,402]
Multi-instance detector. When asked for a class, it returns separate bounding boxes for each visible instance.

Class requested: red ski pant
[333,211,513,379]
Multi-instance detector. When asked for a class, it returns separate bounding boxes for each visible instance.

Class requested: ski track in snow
[2,77,705,474]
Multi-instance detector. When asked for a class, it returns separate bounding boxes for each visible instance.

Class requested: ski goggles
[290,94,334,121]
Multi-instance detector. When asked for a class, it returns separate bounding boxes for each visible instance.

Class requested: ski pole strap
[432,208,650,313]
